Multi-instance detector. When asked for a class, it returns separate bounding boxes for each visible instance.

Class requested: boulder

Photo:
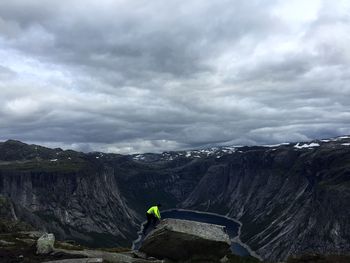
[37,233,55,254]
[139,218,231,261]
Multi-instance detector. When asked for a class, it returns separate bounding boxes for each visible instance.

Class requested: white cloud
[5,97,39,116]
[0,0,349,153]
[272,0,321,26]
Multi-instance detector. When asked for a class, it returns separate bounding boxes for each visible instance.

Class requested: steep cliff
[0,140,139,247]
[181,140,350,260]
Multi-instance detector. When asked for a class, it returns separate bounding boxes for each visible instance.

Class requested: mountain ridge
[0,136,349,261]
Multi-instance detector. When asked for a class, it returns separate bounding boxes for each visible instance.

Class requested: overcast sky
[0,0,350,154]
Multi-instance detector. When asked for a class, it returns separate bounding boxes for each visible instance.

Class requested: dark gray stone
[140,218,231,261]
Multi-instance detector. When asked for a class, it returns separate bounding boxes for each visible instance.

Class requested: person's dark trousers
[143,213,157,233]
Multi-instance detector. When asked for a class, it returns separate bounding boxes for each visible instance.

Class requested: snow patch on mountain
[294,143,320,149]
[262,143,290,148]
[133,154,145,160]
[131,135,350,162]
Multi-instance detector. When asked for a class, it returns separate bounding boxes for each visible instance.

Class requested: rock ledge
[140,218,231,261]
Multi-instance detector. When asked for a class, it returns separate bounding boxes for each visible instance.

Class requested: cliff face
[0,138,350,261]
[0,169,139,246]
[0,141,139,247]
[181,142,350,261]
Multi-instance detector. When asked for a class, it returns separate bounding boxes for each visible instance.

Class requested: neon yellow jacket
[147,206,161,219]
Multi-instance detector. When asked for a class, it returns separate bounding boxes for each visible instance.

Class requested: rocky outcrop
[140,218,231,262]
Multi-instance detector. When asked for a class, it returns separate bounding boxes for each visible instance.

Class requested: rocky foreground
[0,218,259,263]
[1,217,350,263]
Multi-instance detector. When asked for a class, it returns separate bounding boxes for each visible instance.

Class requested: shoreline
[133,208,262,261]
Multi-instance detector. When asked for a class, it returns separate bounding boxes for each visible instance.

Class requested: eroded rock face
[0,154,140,247]
[181,145,350,261]
[140,218,231,261]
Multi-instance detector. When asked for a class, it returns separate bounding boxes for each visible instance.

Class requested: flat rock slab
[54,248,164,263]
[43,258,103,263]
[0,239,15,246]
[139,218,231,261]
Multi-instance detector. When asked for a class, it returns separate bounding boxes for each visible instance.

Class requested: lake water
[133,209,252,257]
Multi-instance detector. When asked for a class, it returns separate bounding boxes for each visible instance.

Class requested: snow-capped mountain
[132,135,350,162]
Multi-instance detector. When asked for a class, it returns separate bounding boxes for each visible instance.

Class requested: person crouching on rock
[143,204,161,234]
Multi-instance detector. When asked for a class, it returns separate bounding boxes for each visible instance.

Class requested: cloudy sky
[0,0,350,154]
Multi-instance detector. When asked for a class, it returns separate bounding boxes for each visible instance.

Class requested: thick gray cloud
[0,0,350,153]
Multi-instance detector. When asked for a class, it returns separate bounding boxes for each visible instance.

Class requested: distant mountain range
[0,136,349,261]
[131,136,350,161]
